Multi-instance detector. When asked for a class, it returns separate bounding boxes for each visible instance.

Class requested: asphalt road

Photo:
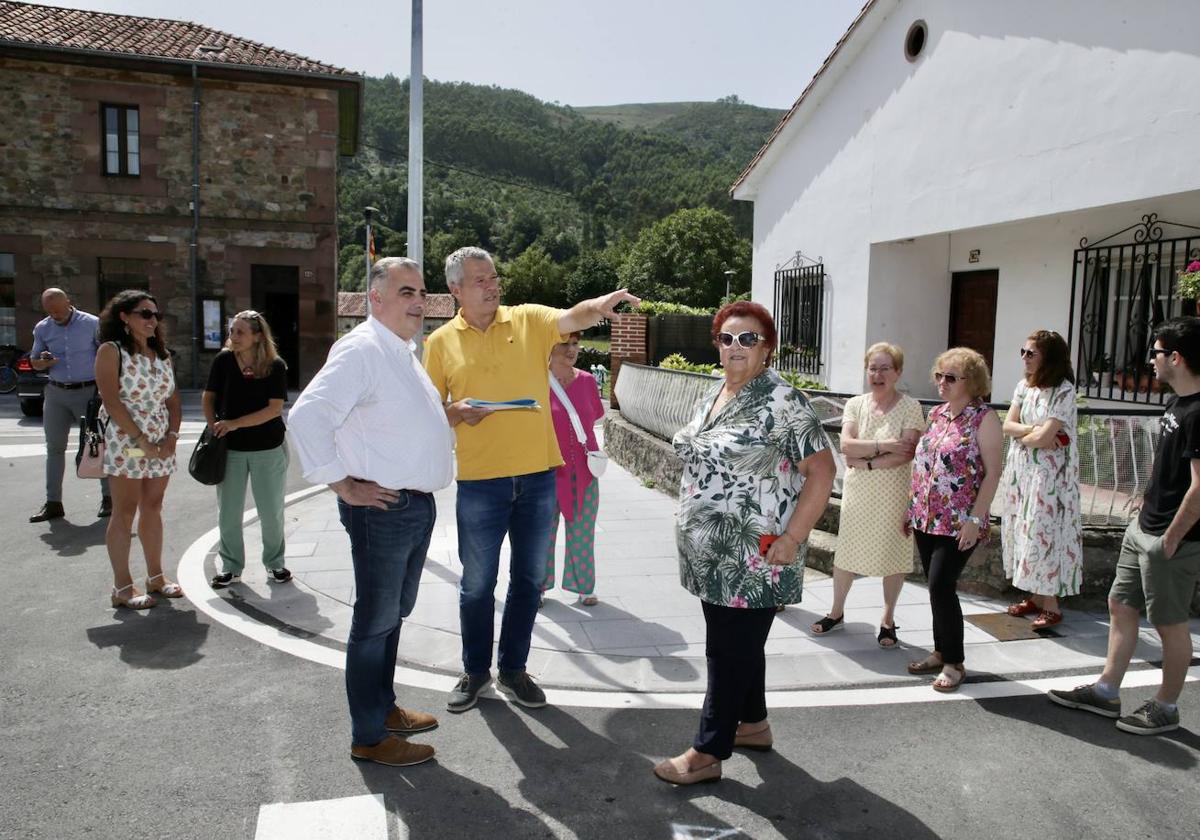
[1,393,1197,840]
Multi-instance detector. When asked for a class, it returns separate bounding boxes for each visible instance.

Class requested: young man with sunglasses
[1051,317,1200,734]
[423,246,638,713]
[29,287,110,522]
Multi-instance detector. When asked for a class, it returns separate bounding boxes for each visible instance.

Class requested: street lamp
[723,269,737,303]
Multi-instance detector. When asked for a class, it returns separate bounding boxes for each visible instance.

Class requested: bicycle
[0,345,22,394]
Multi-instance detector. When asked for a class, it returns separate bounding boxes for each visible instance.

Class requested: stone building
[0,1,362,386]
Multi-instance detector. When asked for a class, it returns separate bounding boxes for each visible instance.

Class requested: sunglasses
[1149,348,1173,359]
[133,308,161,321]
[717,331,764,348]
[1019,348,1038,358]
[933,371,960,384]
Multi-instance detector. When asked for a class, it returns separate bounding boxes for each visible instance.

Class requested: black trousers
[693,600,777,759]
[913,530,977,665]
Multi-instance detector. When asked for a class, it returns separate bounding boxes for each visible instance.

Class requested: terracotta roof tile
[337,292,366,318]
[0,1,357,77]
[424,294,455,319]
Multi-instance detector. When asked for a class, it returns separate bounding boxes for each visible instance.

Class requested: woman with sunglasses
[655,301,835,785]
[905,348,1002,692]
[811,342,924,647]
[95,290,182,609]
[204,311,292,589]
[998,331,1082,629]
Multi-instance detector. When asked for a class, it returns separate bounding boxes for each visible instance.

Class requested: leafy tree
[338,244,367,291]
[500,245,565,307]
[617,208,750,307]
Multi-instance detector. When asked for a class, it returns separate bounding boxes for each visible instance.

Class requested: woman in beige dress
[811,343,924,647]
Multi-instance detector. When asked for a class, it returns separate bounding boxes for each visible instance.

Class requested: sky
[26,0,866,109]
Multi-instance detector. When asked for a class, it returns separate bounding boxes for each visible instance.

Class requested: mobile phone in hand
[1055,430,1069,447]
[759,534,779,555]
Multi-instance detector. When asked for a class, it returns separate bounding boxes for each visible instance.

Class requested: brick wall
[608,312,648,409]
[0,56,342,386]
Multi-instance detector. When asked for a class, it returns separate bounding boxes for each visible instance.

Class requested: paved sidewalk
[204,436,1200,694]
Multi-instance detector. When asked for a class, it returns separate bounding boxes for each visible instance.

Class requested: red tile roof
[731,0,878,195]
[0,1,357,77]
[338,292,456,320]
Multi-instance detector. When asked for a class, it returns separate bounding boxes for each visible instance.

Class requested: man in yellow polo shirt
[424,246,638,712]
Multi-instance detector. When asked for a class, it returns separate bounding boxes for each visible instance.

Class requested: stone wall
[0,56,341,385]
[606,411,1200,615]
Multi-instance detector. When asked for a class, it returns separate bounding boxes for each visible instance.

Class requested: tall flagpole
[407,0,424,271]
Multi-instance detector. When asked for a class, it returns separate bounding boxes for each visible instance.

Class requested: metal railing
[614,363,1158,526]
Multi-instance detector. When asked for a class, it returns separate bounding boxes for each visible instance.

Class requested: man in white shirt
[289,257,454,767]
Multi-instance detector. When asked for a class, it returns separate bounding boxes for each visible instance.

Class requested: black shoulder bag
[189,360,230,485]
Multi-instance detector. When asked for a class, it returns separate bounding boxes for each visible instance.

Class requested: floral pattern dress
[673,369,830,608]
[99,343,177,479]
[999,379,1083,596]
[907,399,990,537]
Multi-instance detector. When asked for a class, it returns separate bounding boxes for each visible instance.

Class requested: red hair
[711,301,777,352]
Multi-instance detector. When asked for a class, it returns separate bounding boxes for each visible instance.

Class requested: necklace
[552,366,575,387]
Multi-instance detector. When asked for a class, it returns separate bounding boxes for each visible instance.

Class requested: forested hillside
[336,77,781,306]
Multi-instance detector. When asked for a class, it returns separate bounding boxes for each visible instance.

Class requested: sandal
[877,624,900,648]
[932,663,966,693]
[810,614,844,635]
[907,654,943,675]
[111,584,155,610]
[1032,610,1063,630]
[146,574,184,599]
[1006,597,1040,617]
[578,594,599,607]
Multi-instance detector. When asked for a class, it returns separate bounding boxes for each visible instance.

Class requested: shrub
[576,346,611,370]
[634,300,716,317]
[659,353,721,375]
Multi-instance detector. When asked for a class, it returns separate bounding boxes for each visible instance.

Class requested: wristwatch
[963,514,985,528]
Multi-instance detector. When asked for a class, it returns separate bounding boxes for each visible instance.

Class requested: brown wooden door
[948,270,998,375]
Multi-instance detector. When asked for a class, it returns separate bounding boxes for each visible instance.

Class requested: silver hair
[369,256,422,292]
[444,246,493,289]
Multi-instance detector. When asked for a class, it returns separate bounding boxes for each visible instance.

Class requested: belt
[349,477,430,496]
[48,380,96,390]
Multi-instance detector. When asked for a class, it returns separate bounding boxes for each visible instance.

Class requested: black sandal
[811,614,844,635]
[877,624,900,648]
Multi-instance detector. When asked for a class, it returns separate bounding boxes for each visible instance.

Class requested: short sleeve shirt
[203,350,288,451]
[423,304,567,480]
[1139,392,1200,539]
[672,369,831,608]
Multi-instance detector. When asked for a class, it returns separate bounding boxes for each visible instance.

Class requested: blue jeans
[338,490,435,746]
[456,469,557,675]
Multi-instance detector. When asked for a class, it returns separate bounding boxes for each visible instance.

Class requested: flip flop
[932,664,966,693]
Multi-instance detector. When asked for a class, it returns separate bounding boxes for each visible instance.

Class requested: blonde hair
[932,347,990,398]
[226,310,284,378]
[864,342,904,373]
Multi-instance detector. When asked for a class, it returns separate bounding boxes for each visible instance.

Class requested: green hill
[337,78,780,300]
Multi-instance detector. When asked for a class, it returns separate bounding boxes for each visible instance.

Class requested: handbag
[75,391,106,479]
[189,365,230,485]
[548,374,607,478]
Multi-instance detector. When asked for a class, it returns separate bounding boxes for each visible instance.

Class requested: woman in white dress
[1000,330,1082,630]
[810,343,924,647]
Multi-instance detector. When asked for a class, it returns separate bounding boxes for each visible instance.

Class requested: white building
[733,0,1200,402]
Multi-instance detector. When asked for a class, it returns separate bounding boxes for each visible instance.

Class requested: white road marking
[178,488,1199,710]
[255,793,391,840]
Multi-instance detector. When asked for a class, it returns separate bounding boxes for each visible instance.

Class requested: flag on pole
[367,228,376,264]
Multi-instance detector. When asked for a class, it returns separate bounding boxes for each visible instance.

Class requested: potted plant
[1177,259,1200,315]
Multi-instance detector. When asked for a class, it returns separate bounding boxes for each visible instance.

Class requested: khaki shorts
[1110,519,1200,626]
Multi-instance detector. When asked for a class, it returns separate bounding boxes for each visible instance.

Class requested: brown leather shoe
[386,706,438,735]
[734,723,773,751]
[652,755,721,785]
[350,735,435,767]
[30,501,65,523]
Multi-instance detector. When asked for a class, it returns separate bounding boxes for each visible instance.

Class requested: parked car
[16,351,47,417]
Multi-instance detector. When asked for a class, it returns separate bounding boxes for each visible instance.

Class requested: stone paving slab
[208,440,1200,693]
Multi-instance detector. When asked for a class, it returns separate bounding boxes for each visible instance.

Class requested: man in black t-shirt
[1051,318,1200,735]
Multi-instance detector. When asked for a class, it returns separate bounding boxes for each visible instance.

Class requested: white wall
[746,0,1200,393]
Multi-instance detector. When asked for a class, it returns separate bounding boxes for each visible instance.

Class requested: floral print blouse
[673,369,830,608]
[907,399,990,537]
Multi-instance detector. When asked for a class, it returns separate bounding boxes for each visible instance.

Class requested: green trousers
[542,478,599,595]
[216,444,288,574]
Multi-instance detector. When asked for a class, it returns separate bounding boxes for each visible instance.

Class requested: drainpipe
[190,63,202,387]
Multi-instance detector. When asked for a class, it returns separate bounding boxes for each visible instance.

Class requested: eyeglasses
[1019,348,1038,358]
[133,308,161,321]
[717,331,764,348]
[1149,348,1173,359]
[933,371,960,384]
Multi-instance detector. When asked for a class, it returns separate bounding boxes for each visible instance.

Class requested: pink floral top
[907,399,989,537]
